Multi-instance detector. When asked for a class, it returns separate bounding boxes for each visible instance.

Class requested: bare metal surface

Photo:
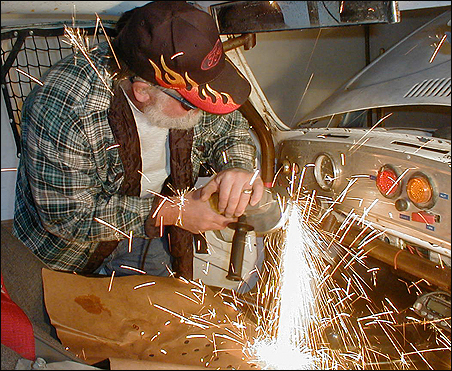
[277,128,451,252]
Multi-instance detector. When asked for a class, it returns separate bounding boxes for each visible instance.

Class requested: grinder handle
[226,216,254,281]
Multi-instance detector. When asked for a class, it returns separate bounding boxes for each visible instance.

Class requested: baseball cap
[113,1,251,114]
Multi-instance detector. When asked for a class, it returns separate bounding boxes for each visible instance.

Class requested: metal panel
[275,128,451,261]
[299,10,451,124]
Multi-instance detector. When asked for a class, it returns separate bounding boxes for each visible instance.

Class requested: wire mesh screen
[1,21,117,155]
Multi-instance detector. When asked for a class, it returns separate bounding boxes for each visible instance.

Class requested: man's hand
[155,188,237,234]
[199,168,264,218]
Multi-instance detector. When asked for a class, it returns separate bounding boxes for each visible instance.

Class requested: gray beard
[142,97,203,130]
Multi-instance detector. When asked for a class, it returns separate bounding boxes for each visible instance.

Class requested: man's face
[142,87,203,130]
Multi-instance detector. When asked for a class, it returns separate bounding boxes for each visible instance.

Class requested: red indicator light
[376,165,399,198]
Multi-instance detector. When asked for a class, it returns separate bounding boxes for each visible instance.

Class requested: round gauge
[314,153,337,191]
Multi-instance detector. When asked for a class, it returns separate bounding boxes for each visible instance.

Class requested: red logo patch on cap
[201,39,223,71]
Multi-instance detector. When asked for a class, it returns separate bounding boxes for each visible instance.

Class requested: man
[13,1,263,279]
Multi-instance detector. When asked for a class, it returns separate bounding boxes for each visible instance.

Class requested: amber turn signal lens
[376,165,399,198]
[407,174,433,206]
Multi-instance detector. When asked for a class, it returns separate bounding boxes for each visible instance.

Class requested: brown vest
[82,84,195,278]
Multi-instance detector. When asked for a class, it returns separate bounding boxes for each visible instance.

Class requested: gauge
[314,153,338,191]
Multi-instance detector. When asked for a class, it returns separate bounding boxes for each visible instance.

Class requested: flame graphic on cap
[148,56,240,114]
[184,74,239,114]
[149,56,186,89]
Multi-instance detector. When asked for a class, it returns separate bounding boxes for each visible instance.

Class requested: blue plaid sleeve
[192,110,257,177]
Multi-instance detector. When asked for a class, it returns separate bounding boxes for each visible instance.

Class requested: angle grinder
[210,187,288,281]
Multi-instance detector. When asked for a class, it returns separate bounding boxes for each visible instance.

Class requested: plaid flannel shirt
[13,42,256,272]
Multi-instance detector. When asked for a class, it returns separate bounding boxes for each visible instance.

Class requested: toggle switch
[411,211,437,224]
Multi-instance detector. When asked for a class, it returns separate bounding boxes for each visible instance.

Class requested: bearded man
[13,1,263,279]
